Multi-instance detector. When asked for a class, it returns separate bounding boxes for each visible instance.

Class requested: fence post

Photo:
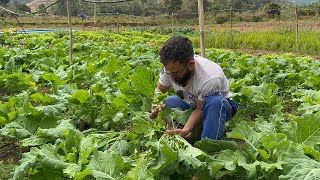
[229,6,233,49]
[171,12,174,34]
[117,12,119,33]
[295,6,299,52]
[198,0,206,57]
[94,3,96,31]
[67,0,73,65]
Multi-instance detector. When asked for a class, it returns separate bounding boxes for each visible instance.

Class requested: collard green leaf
[0,122,33,138]
[21,136,50,147]
[280,158,320,180]
[105,55,121,74]
[35,103,67,116]
[260,161,283,171]
[227,121,263,161]
[195,138,238,154]
[131,66,156,98]
[122,160,153,180]
[87,151,124,180]
[133,115,155,138]
[303,145,320,161]
[62,129,84,154]
[37,119,74,139]
[288,115,320,148]
[109,140,129,156]
[178,145,206,169]
[30,92,56,104]
[12,147,39,180]
[150,144,178,176]
[171,108,193,126]
[63,163,82,178]
[70,89,91,105]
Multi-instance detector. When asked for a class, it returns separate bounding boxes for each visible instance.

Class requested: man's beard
[173,68,193,86]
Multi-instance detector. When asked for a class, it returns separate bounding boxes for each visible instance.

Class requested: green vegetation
[191,30,320,55]
[0,31,320,179]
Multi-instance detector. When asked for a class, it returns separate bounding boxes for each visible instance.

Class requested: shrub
[215,13,229,24]
[298,8,317,16]
[261,3,281,18]
[239,12,262,22]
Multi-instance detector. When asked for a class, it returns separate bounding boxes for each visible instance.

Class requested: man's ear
[188,60,195,69]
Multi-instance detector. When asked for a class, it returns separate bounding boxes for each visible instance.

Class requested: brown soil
[0,138,29,164]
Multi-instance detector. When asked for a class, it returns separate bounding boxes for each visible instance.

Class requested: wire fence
[1,3,320,55]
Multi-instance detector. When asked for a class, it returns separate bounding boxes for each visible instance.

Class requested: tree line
[1,0,320,18]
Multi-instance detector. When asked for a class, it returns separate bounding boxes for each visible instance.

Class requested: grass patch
[191,30,320,56]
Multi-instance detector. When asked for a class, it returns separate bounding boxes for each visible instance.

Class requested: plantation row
[0,31,320,179]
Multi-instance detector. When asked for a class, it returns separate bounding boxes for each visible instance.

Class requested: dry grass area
[207,20,320,32]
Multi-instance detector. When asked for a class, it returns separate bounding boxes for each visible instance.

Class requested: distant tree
[13,1,31,13]
[38,3,45,11]
[164,0,183,14]
[262,2,281,18]
[51,0,83,16]
[132,1,143,16]
[0,0,10,5]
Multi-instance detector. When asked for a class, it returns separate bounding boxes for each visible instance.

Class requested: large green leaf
[37,119,74,139]
[288,115,320,148]
[195,139,238,155]
[150,144,178,176]
[178,145,206,169]
[87,151,124,180]
[280,158,320,180]
[207,149,259,179]
[109,140,129,156]
[70,89,91,105]
[122,160,153,180]
[132,114,155,138]
[131,66,155,98]
[79,135,105,166]
[35,103,67,116]
[227,121,263,161]
[0,122,33,138]
[12,147,39,180]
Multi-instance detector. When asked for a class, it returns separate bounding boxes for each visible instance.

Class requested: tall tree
[164,0,183,14]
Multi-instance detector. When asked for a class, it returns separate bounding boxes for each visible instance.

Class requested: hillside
[26,0,55,12]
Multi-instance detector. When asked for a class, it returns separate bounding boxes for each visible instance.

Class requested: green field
[0,30,320,179]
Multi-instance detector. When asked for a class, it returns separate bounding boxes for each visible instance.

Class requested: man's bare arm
[150,83,170,119]
[157,83,170,93]
[166,100,203,137]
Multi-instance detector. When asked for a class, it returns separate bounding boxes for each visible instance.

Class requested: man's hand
[166,128,189,138]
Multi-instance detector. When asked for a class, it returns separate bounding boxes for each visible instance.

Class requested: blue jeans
[164,95,238,139]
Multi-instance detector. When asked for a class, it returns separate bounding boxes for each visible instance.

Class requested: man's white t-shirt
[159,55,232,107]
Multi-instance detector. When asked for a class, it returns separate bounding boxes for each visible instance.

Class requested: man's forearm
[182,108,202,134]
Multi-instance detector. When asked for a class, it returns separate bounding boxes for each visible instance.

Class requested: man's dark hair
[159,35,194,65]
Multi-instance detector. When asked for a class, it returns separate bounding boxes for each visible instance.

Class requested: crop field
[0,30,320,179]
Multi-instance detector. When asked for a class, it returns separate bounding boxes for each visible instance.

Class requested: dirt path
[0,138,29,164]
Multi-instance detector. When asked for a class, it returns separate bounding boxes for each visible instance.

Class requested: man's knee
[203,95,228,110]
[164,96,191,110]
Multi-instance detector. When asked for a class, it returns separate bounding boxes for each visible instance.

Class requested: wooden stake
[67,0,73,65]
[198,0,205,57]
[171,11,174,35]
[295,5,299,52]
[229,6,233,49]
[117,12,119,33]
[94,3,97,31]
